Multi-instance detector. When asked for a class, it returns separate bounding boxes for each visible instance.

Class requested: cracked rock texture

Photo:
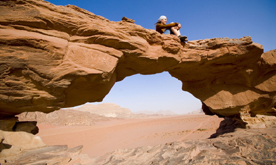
[0,0,275,120]
[0,0,276,164]
[90,128,276,165]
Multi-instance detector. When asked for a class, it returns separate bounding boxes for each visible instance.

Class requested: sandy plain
[37,114,223,157]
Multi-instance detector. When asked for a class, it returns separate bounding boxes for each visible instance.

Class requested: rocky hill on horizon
[75,102,182,117]
[68,102,200,117]
[17,109,111,126]
[73,102,133,118]
[18,102,185,126]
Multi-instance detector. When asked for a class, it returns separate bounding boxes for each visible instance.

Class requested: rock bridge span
[0,0,275,122]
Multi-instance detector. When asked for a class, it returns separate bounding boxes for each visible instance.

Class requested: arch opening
[90,71,202,115]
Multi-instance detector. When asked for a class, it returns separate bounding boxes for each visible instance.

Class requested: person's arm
[157,22,179,28]
[172,23,181,30]
[156,22,179,34]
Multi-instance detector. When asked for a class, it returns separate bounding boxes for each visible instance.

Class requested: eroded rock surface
[74,103,133,118]
[17,110,110,126]
[0,0,275,120]
[17,103,176,126]
[1,116,275,164]
[0,117,46,158]
[1,145,94,165]
[91,128,276,165]
[0,1,276,163]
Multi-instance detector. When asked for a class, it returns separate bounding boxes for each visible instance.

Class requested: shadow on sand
[209,117,246,138]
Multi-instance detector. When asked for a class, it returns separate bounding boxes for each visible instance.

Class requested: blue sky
[48,0,276,114]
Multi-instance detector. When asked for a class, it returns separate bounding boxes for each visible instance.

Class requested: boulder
[0,145,94,165]
[0,130,46,157]
[0,117,18,131]
[0,117,43,158]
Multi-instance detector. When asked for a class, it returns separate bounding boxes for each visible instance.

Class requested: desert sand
[37,114,223,157]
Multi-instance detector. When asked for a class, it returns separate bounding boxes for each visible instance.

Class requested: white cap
[158,15,167,22]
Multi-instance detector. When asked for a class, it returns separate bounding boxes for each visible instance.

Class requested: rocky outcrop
[17,109,110,126]
[91,128,276,165]
[0,116,94,164]
[17,103,180,127]
[0,0,275,164]
[1,116,275,164]
[0,117,46,158]
[0,0,275,122]
[75,103,133,118]
[1,145,94,165]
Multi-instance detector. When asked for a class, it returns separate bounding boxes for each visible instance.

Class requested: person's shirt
[155,22,179,34]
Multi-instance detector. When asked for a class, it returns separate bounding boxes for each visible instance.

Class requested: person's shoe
[178,35,188,42]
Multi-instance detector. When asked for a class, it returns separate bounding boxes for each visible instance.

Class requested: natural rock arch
[1,1,276,163]
[0,0,275,124]
[96,72,203,114]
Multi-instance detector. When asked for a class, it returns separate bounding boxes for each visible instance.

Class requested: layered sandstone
[91,127,276,165]
[0,0,275,121]
[17,109,110,126]
[1,0,276,164]
[0,117,46,158]
[75,103,133,118]
[1,144,94,165]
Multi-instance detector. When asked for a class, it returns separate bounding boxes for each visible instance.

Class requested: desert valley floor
[37,114,223,157]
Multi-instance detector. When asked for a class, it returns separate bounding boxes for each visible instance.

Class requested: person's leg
[171,26,187,42]
[170,26,181,36]
[164,27,187,42]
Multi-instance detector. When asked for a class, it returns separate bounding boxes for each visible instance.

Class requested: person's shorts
[163,28,174,34]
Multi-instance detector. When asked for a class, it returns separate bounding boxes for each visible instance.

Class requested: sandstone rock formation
[17,103,180,127]
[91,128,276,165]
[1,145,94,165]
[75,103,132,118]
[0,117,46,158]
[0,0,275,122]
[0,0,276,163]
[17,109,110,126]
[1,121,275,164]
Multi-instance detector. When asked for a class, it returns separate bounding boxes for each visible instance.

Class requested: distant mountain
[17,109,110,126]
[18,103,182,126]
[75,103,178,118]
[74,103,133,118]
